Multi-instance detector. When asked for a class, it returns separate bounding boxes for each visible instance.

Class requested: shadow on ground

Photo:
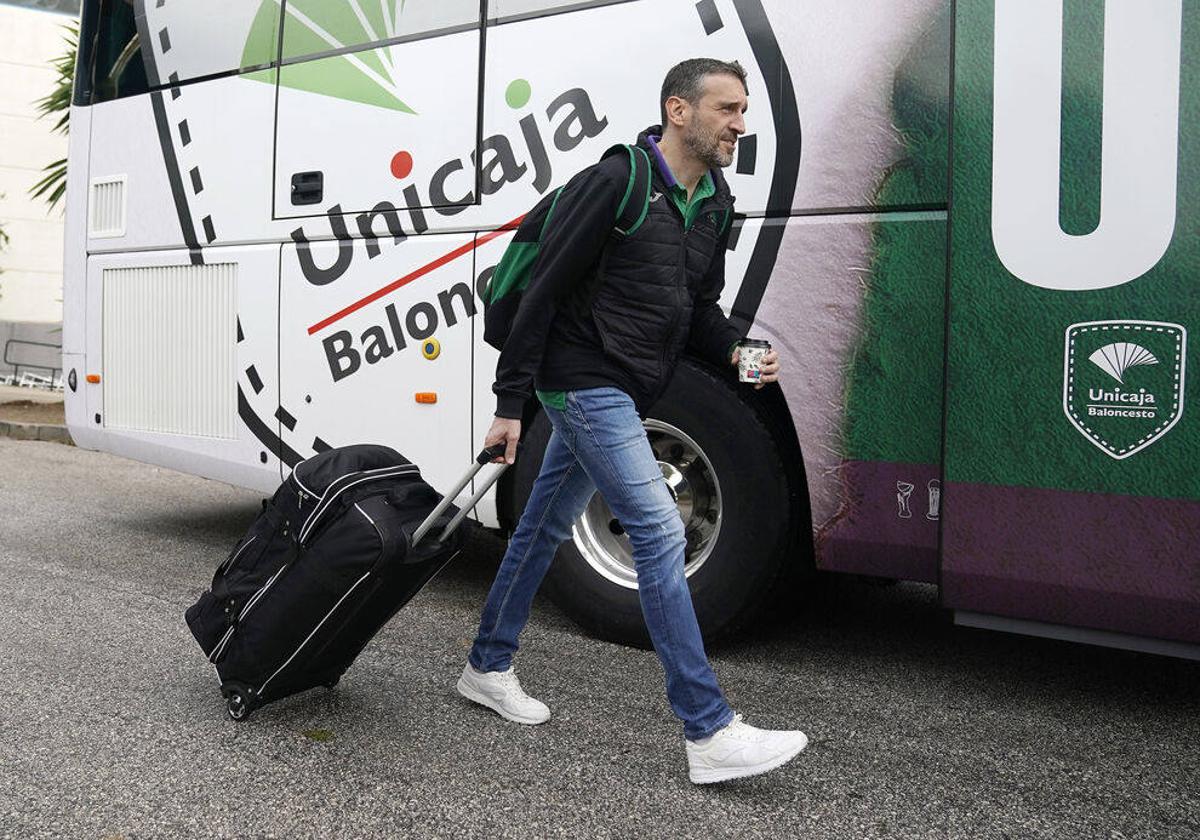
[138,495,1200,725]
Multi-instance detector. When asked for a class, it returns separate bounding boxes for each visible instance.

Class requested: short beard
[682,118,734,168]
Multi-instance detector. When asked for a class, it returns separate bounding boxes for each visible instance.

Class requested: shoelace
[720,713,768,744]
[497,669,529,699]
[725,713,747,735]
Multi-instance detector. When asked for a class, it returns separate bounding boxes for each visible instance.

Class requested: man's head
[659,58,748,169]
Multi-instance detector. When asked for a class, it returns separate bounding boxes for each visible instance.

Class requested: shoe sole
[688,735,809,785]
[456,677,550,725]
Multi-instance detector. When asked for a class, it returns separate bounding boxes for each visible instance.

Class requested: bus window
[488,0,630,21]
[138,1,281,86]
[280,0,482,64]
[84,0,149,104]
[77,1,280,101]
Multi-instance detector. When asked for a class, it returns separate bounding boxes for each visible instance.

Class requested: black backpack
[481,143,653,351]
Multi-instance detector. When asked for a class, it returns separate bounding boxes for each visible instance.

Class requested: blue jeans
[469,386,734,740]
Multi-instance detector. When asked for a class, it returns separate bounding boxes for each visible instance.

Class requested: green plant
[29,22,78,215]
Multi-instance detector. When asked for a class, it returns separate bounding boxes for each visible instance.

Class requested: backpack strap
[716,207,733,236]
[539,185,566,239]
[604,143,653,238]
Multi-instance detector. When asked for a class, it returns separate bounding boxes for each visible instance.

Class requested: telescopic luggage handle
[410,442,521,549]
[476,442,509,464]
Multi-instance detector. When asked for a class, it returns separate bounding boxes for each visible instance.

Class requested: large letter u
[991,0,1182,291]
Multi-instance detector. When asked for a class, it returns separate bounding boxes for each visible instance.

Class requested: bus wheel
[511,360,796,648]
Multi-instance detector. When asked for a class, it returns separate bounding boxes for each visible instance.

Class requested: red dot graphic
[390,151,413,180]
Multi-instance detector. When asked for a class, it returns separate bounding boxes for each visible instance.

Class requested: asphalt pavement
[1,438,1197,839]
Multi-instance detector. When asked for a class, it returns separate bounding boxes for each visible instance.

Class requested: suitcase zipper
[253,504,386,697]
[208,558,291,664]
[291,462,418,506]
[291,468,317,498]
[298,465,420,545]
[219,535,257,575]
[236,563,288,623]
[207,625,235,662]
[322,463,421,502]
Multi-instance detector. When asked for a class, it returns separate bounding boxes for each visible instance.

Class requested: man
[457,59,807,784]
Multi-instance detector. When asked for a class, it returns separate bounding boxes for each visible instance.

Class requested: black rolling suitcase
[185,442,510,721]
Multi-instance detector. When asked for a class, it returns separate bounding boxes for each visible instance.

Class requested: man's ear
[664,95,689,129]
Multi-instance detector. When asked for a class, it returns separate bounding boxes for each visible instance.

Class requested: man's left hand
[730,347,782,390]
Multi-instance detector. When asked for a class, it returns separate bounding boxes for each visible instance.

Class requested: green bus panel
[943,0,1200,643]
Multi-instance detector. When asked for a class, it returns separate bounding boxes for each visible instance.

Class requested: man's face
[680,73,748,169]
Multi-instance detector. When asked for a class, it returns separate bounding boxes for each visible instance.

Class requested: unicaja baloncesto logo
[1063,320,1187,459]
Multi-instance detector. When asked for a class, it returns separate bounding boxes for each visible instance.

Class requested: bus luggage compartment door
[270,2,483,221]
[279,233,474,495]
[940,0,1200,646]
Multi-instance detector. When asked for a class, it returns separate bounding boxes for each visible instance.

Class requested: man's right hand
[484,415,522,464]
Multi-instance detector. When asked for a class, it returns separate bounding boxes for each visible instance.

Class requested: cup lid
[739,339,771,348]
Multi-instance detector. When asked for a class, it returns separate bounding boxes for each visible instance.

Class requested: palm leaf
[30,159,69,210]
[30,23,78,214]
[0,193,9,279]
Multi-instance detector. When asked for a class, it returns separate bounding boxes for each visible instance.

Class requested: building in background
[0,0,80,382]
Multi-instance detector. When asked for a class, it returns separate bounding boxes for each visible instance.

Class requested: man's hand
[730,347,782,390]
[485,415,522,464]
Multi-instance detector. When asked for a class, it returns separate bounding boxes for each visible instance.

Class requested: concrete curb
[0,420,74,445]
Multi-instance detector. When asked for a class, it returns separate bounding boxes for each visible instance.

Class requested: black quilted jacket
[493,126,744,419]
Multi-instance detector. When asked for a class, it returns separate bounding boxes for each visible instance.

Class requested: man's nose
[731,114,746,135]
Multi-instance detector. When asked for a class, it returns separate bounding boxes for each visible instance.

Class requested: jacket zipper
[660,230,688,376]
[659,194,693,376]
[659,193,731,377]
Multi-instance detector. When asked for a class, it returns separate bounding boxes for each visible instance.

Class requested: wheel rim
[571,419,722,590]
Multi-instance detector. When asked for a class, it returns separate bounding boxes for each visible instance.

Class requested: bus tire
[509,359,796,648]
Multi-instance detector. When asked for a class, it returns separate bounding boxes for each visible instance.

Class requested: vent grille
[89,176,127,238]
[102,263,237,438]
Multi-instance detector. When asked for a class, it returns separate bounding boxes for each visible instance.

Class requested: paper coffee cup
[736,339,771,383]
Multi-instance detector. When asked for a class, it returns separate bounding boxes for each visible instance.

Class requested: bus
[63,0,1199,657]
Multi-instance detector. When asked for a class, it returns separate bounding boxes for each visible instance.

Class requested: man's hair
[659,58,748,126]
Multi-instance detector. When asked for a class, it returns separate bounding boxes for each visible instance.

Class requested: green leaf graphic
[239,2,280,68]
[242,0,417,114]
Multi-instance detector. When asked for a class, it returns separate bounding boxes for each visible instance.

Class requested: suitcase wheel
[226,691,253,722]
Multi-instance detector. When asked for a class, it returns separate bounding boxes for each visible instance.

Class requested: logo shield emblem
[1063,320,1187,460]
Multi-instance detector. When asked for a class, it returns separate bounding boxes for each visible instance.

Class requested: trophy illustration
[896,481,914,519]
[926,479,941,521]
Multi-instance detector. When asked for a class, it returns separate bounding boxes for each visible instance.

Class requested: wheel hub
[571,419,722,589]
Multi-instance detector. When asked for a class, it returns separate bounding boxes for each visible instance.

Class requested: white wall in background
[0,3,74,324]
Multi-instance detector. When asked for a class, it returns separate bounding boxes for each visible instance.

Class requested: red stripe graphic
[307,214,525,336]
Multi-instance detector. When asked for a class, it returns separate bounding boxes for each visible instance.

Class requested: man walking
[457,59,807,784]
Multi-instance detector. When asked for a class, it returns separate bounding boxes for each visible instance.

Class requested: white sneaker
[686,713,808,784]
[456,663,551,725]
